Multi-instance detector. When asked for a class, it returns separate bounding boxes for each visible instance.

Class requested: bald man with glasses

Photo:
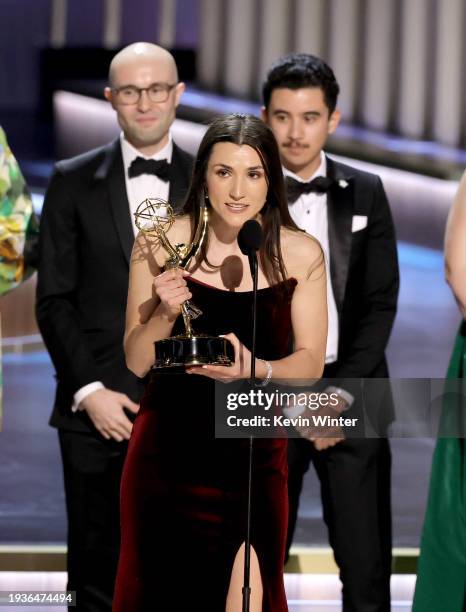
[36,43,193,611]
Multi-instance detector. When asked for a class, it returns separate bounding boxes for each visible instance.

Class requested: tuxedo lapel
[326,157,354,311]
[95,140,134,266]
[168,143,192,212]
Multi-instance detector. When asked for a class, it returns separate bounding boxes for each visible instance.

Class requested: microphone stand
[242,252,258,612]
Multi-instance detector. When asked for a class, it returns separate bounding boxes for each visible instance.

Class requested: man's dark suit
[36,138,193,611]
[286,157,399,612]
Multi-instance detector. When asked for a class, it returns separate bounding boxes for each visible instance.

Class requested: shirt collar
[120,132,173,171]
[283,151,326,183]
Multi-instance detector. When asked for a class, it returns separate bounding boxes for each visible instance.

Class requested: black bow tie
[128,157,170,181]
[286,175,334,204]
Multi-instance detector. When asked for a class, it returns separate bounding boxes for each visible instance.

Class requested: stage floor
[0,572,415,611]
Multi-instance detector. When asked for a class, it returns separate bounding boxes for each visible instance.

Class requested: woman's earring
[204,191,210,204]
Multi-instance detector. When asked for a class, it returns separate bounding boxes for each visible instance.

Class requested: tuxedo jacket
[322,156,400,432]
[36,139,194,433]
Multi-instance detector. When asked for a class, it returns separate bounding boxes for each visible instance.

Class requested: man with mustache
[36,43,193,611]
[262,53,399,611]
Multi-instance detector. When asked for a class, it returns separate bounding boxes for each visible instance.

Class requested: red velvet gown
[113,277,297,611]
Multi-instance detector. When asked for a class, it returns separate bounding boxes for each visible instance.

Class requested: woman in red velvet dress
[113,114,327,611]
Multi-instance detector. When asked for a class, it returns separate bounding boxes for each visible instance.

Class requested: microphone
[237,220,263,278]
[237,219,263,612]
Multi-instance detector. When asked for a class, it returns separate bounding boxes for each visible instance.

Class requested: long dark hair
[183,113,299,286]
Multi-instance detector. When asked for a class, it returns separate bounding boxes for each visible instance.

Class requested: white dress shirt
[284,151,339,364]
[121,132,173,236]
[72,133,173,411]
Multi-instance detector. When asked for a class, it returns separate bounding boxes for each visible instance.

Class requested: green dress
[413,321,466,611]
[0,126,38,426]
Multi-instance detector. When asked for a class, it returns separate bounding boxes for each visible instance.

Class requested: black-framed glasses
[111,82,177,105]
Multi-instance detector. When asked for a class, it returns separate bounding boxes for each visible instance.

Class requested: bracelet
[257,359,273,386]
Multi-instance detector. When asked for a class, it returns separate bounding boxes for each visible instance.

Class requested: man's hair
[262,53,340,115]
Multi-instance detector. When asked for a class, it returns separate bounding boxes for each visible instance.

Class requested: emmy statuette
[134,198,233,369]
